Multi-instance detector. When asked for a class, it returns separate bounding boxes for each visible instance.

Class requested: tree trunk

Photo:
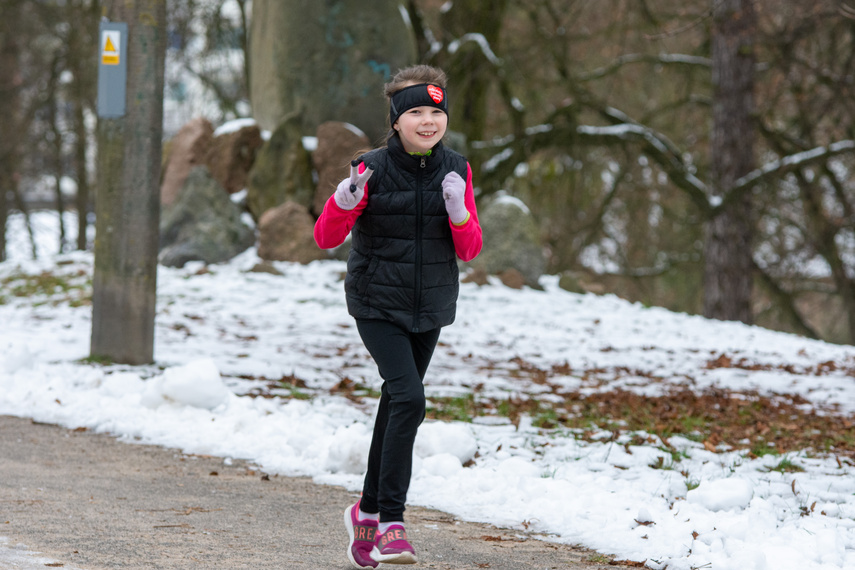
[236,0,250,102]
[12,185,35,259]
[440,0,508,144]
[703,0,756,324]
[91,0,166,365]
[249,0,416,143]
[437,0,508,178]
[73,91,90,250]
[0,1,23,262]
[49,56,67,254]
[69,0,99,251]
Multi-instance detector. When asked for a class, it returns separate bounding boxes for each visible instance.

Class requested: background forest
[2,0,855,344]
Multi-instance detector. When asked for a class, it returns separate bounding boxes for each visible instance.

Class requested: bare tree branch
[577,53,711,81]
[752,259,821,340]
[575,122,710,209]
[839,1,855,20]
[722,140,855,216]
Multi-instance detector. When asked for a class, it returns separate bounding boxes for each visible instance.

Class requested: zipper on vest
[413,157,426,332]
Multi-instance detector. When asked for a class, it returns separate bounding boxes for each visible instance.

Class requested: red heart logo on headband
[427,85,444,104]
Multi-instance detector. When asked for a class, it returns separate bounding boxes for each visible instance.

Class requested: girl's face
[394,105,448,154]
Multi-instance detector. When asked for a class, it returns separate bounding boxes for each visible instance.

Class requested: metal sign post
[96,21,128,118]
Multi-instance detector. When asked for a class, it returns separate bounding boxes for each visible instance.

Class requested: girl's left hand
[441,171,469,225]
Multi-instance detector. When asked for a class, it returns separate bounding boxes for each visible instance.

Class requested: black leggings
[356,319,441,522]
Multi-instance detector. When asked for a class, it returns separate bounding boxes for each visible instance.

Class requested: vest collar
[388,134,445,173]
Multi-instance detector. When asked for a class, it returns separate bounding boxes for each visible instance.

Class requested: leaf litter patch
[229,351,855,461]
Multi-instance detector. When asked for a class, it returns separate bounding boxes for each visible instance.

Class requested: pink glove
[334,161,374,210]
[441,171,469,225]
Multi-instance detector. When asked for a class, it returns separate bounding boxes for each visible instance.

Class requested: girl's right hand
[334,162,374,210]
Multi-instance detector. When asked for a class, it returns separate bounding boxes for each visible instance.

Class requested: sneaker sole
[371,547,418,565]
[344,505,377,569]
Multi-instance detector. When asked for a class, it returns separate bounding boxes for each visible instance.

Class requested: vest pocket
[354,256,380,298]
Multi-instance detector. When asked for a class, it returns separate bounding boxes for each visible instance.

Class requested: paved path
[0,415,609,569]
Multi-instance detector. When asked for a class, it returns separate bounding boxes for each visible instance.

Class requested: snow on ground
[2,211,855,569]
[0,537,83,570]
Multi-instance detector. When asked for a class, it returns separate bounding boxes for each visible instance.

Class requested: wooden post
[90,1,166,364]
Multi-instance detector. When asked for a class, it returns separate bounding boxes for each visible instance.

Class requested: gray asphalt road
[0,415,611,570]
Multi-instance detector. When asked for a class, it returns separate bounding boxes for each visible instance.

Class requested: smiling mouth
[418,131,436,137]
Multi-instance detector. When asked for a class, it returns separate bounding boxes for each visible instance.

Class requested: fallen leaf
[705,354,732,369]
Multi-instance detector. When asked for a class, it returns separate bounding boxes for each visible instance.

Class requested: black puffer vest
[345,134,468,333]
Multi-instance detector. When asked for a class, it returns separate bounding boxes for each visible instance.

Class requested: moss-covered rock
[465,194,546,288]
[159,166,255,268]
[246,113,315,222]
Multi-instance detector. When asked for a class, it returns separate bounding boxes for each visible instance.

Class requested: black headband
[389,83,448,127]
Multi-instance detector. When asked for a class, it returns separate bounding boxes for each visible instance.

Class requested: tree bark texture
[249,0,416,143]
[437,0,508,178]
[48,56,67,253]
[0,1,23,262]
[440,0,507,144]
[73,90,91,251]
[69,0,100,251]
[703,0,756,324]
[91,0,166,364]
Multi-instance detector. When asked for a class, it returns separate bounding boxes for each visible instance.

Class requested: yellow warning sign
[102,30,120,65]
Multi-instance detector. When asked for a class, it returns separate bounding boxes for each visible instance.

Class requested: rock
[558,271,586,294]
[206,123,264,194]
[248,261,284,276]
[312,121,371,217]
[498,268,525,289]
[465,193,546,288]
[160,118,214,206]
[159,166,256,268]
[257,201,326,264]
[246,112,315,222]
[461,266,489,286]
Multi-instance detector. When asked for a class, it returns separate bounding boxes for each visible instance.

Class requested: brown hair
[379,65,449,145]
[383,65,448,100]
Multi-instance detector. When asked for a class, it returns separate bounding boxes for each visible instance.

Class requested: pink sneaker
[371,524,417,564]
[344,500,379,569]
